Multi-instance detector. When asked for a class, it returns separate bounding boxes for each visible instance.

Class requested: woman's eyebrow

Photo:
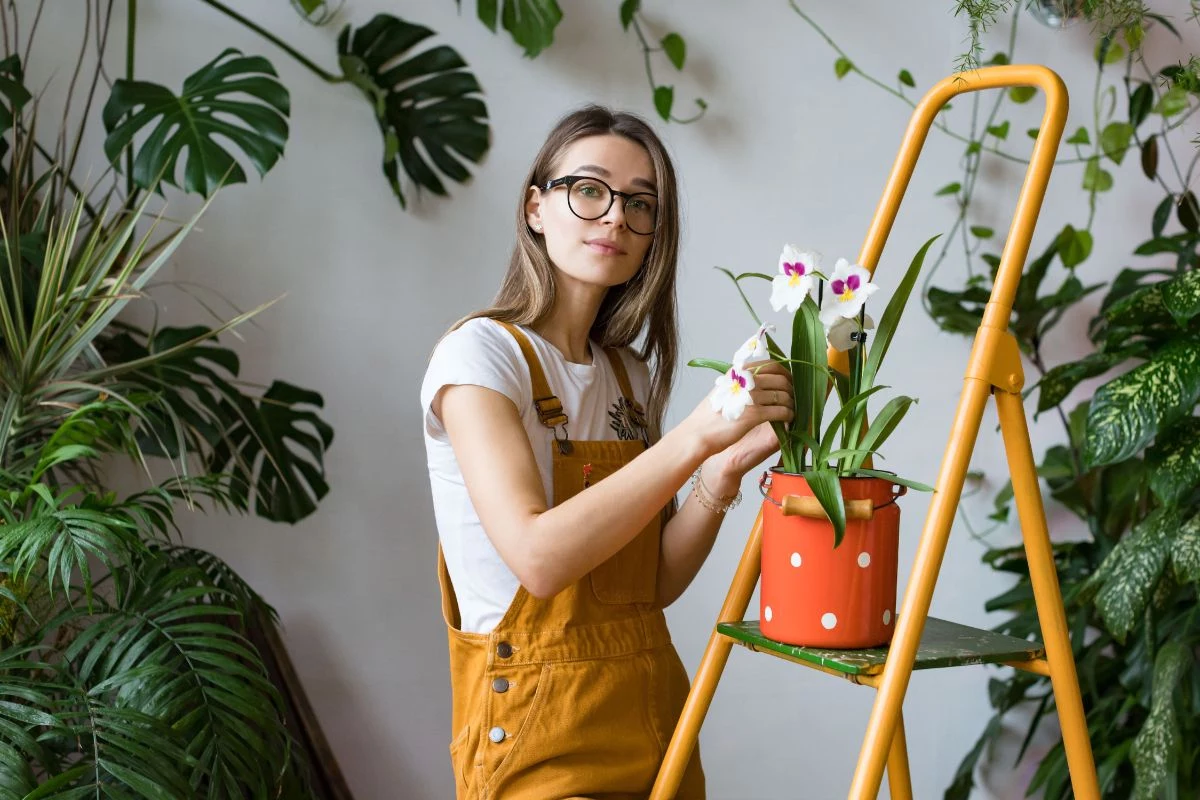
[573,164,658,193]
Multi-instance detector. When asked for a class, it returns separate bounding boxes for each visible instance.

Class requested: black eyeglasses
[542,175,659,235]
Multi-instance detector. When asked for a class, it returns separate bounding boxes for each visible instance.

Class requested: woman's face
[526,134,658,292]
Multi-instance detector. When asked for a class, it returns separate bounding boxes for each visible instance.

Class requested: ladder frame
[650,64,1100,800]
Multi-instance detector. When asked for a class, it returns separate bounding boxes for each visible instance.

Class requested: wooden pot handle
[780,495,875,521]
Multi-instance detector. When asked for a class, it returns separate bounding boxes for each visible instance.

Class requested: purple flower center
[731,370,747,389]
[831,274,861,296]
[783,261,807,277]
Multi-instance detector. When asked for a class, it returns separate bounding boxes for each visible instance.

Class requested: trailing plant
[791,2,1200,796]
[691,240,938,545]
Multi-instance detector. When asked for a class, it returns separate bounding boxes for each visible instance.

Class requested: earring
[532,223,542,232]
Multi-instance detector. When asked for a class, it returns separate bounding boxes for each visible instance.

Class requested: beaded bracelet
[690,468,743,515]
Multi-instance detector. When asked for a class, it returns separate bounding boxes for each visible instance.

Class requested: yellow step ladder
[650,64,1101,800]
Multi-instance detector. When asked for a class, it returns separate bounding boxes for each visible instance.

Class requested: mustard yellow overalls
[438,322,705,799]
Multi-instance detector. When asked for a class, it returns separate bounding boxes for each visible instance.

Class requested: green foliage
[796,2,1200,796]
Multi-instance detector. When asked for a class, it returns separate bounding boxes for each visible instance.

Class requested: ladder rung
[716,618,1045,677]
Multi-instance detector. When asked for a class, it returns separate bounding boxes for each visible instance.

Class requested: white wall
[24,1,1196,797]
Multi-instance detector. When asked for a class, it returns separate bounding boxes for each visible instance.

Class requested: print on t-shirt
[608,396,648,443]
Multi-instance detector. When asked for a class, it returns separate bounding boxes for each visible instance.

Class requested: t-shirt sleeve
[420,318,528,440]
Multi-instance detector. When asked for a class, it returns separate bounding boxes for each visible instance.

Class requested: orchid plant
[693,236,940,543]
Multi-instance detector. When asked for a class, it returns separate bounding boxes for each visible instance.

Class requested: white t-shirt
[420,317,652,633]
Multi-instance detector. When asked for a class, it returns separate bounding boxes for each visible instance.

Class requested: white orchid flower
[826,314,875,352]
[710,366,756,421]
[818,258,879,327]
[732,323,775,369]
[770,245,820,313]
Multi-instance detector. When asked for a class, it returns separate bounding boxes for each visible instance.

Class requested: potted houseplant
[694,236,938,648]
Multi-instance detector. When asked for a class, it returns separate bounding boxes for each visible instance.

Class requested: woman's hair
[455,104,681,443]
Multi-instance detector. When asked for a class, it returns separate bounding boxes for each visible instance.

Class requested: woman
[421,105,793,799]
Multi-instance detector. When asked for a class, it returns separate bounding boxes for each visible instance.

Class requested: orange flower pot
[760,470,904,649]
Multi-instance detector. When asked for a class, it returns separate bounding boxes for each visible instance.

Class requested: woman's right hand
[679,359,794,456]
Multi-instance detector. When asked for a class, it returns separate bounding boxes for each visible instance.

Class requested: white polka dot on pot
[821,612,837,630]
[857,552,871,568]
[790,552,802,567]
[883,609,892,625]
[764,606,773,622]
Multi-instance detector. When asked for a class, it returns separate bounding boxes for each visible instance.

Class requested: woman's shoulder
[432,316,521,364]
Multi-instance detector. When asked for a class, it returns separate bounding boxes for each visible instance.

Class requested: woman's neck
[532,285,605,365]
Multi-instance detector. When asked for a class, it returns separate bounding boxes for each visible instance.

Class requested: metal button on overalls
[491,677,509,693]
[488,726,506,744]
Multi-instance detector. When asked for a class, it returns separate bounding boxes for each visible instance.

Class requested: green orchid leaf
[818,384,887,465]
[850,395,916,471]
[792,295,827,467]
[461,0,563,57]
[714,267,764,326]
[338,15,490,208]
[1092,507,1178,641]
[852,468,934,492]
[102,49,289,196]
[804,469,846,547]
[1084,340,1200,468]
[863,234,939,389]
[1146,417,1200,505]
[687,358,731,374]
[1130,642,1190,799]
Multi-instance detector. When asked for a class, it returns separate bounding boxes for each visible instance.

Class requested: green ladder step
[717,618,1044,677]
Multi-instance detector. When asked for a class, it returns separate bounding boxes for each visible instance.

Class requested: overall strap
[602,348,638,405]
[493,320,568,430]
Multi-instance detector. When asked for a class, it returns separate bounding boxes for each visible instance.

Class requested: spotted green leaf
[1146,417,1200,504]
[1171,513,1200,583]
[1107,269,1200,329]
[1130,642,1190,799]
[1035,348,1135,413]
[1093,507,1178,641]
[1083,340,1200,468]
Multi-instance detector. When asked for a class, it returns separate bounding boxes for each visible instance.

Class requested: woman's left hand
[701,360,791,496]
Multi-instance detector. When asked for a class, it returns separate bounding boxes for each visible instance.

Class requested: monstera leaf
[102,326,333,525]
[101,49,289,196]
[459,0,564,57]
[338,14,489,208]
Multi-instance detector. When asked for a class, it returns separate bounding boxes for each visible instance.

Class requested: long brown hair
[455,105,681,442]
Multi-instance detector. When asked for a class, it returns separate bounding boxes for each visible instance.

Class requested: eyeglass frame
[540,175,659,235]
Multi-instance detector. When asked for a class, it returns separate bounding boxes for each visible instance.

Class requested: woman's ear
[525,186,543,233]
